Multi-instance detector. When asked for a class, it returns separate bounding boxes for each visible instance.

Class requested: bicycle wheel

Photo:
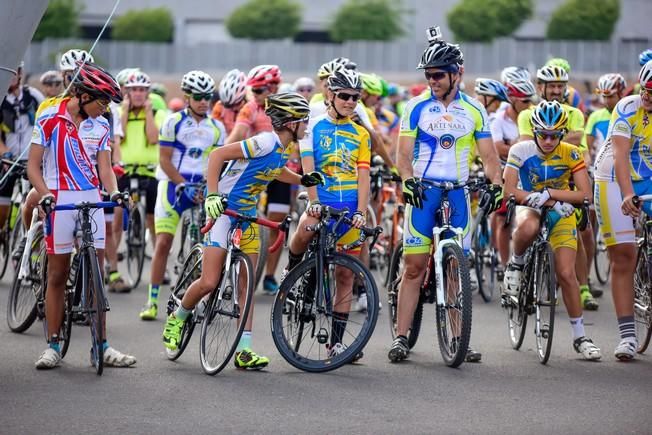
[126,203,146,288]
[271,253,379,372]
[506,270,528,351]
[174,212,191,276]
[435,243,472,368]
[472,221,494,303]
[9,212,23,272]
[594,231,611,285]
[386,241,421,349]
[0,224,10,280]
[534,243,557,364]
[199,251,254,375]
[634,248,652,353]
[254,225,269,290]
[86,249,106,375]
[166,244,203,361]
[6,231,44,332]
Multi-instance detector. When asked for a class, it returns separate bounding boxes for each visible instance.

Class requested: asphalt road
[0,255,650,435]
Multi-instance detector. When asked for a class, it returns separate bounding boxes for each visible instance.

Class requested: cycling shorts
[204,213,260,255]
[266,180,291,214]
[322,200,362,254]
[45,189,105,254]
[154,180,198,235]
[403,185,471,255]
[594,179,652,247]
[515,206,577,251]
[118,174,157,214]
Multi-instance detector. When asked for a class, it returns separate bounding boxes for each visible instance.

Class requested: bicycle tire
[166,244,203,361]
[9,212,23,272]
[174,211,191,276]
[0,225,10,280]
[6,231,44,332]
[126,203,146,288]
[200,251,254,375]
[386,241,421,348]
[534,242,557,364]
[271,253,379,373]
[634,248,652,353]
[86,249,106,376]
[254,225,269,290]
[435,243,472,368]
[594,231,611,285]
[506,272,529,350]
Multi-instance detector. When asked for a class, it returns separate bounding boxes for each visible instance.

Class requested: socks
[174,305,192,322]
[331,312,349,347]
[511,253,526,266]
[49,335,61,354]
[569,316,585,339]
[579,284,590,294]
[102,340,109,351]
[617,315,636,341]
[148,284,160,304]
[237,331,252,352]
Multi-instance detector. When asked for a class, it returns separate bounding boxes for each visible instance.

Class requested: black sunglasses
[252,87,268,95]
[190,93,212,101]
[336,92,361,102]
[424,71,448,81]
[43,81,63,86]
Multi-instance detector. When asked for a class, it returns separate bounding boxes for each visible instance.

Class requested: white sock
[569,316,585,339]
[511,253,526,266]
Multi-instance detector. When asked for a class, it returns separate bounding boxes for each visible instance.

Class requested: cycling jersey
[211,101,238,134]
[506,140,586,192]
[594,95,652,182]
[490,109,519,164]
[518,103,585,148]
[399,90,491,182]
[566,85,585,113]
[299,113,371,204]
[157,108,226,182]
[119,107,167,177]
[309,93,376,131]
[376,106,399,136]
[583,107,612,155]
[32,97,109,190]
[234,100,272,135]
[219,131,291,214]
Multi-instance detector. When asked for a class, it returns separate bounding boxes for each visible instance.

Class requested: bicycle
[386,179,480,367]
[44,196,129,375]
[119,163,156,288]
[270,205,382,372]
[0,158,30,280]
[633,194,652,353]
[594,229,611,286]
[172,182,206,277]
[165,209,291,375]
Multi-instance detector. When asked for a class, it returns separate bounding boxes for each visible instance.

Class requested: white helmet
[39,70,62,84]
[181,70,215,94]
[596,73,626,95]
[639,60,652,90]
[536,65,569,83]
[124,70,152,88]
[278,83,294,93]
[59,49,94,72]
[218,69,247,105]
[115,68,139,86]
[294,77,315,90]
[500,66,531,85]
[327,68,362,91]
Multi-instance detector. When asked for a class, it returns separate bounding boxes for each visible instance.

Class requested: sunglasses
[336,92,361,102]
[43,81,63,86]
[534,130,564,141]
[517,98,532,103]
[640,88,652,98]
[189,93,212,101]
[424,71,448,81]
[297,87,314,93]
[252,87,268,95]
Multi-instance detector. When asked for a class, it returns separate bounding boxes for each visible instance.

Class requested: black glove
[300,171,325,187]
[479,184,504,214]
[402,177,425,209]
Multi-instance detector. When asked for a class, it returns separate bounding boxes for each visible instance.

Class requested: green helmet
[545,58,571,74]
[360,73,383,96]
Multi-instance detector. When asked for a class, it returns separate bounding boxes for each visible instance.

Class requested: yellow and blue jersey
[299,113,370,204]
[582,107,612,152]
[594,95,652,182]
[219,131,292,215]
[398,90,491,182]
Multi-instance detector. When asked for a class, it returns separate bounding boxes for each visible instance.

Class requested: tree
[226,0,302,40]
[112,8,174,42]
[447,0,532,42]
[328,0,404,42]
[33,0,80,41]
[546,0,619,40]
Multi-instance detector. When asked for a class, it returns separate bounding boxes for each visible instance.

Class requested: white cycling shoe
[573,337,602,361]
[614,338,637,361]
[35,348,61,370]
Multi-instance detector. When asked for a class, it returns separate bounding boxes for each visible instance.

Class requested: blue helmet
[639,49,652,66]
[474,78,510,102]
[531,100,568,132]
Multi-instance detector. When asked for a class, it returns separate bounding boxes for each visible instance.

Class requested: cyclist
[114,70,166,266]
[593,61,652,360]
[474,78,510,122]
[139,71,226,320]
[39,71,63,98]
[211,69,247,134]
[283,68,371,359]
[162,92,323,369]
[293,76,315,101]
[28,62,136,369]
[584,74,627,161]
[502,100,601,360]
[545,58,585,113]
[387,37,503,363]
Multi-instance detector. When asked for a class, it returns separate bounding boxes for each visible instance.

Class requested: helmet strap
[441,73,455,101]
[187,102,206,119]
[329,96,347,119]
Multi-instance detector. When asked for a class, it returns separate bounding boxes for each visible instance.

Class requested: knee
[154,235,173,253]
[403,260,426,281]
[556,265,578,289]
[48,267,68,287]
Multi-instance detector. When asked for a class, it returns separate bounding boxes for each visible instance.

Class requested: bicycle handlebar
[44,200,130,236]
[304,205,383,251]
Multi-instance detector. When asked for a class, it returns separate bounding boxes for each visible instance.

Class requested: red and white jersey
[31,98,110,190]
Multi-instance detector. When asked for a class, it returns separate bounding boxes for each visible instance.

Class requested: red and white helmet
[124,70,152,88]
[246,65,282,88]
[72,61,122,103]
[505,79,536,98]
[639,60,652,91]
[219,69,247,105]
[596,73,626,95]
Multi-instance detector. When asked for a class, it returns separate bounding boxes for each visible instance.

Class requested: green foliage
[328,0,404,42]
[447,0,532,42]
[226,0,302,39]
[33,0,80,41]
[112,8,174,42]
[546,0,619,40]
